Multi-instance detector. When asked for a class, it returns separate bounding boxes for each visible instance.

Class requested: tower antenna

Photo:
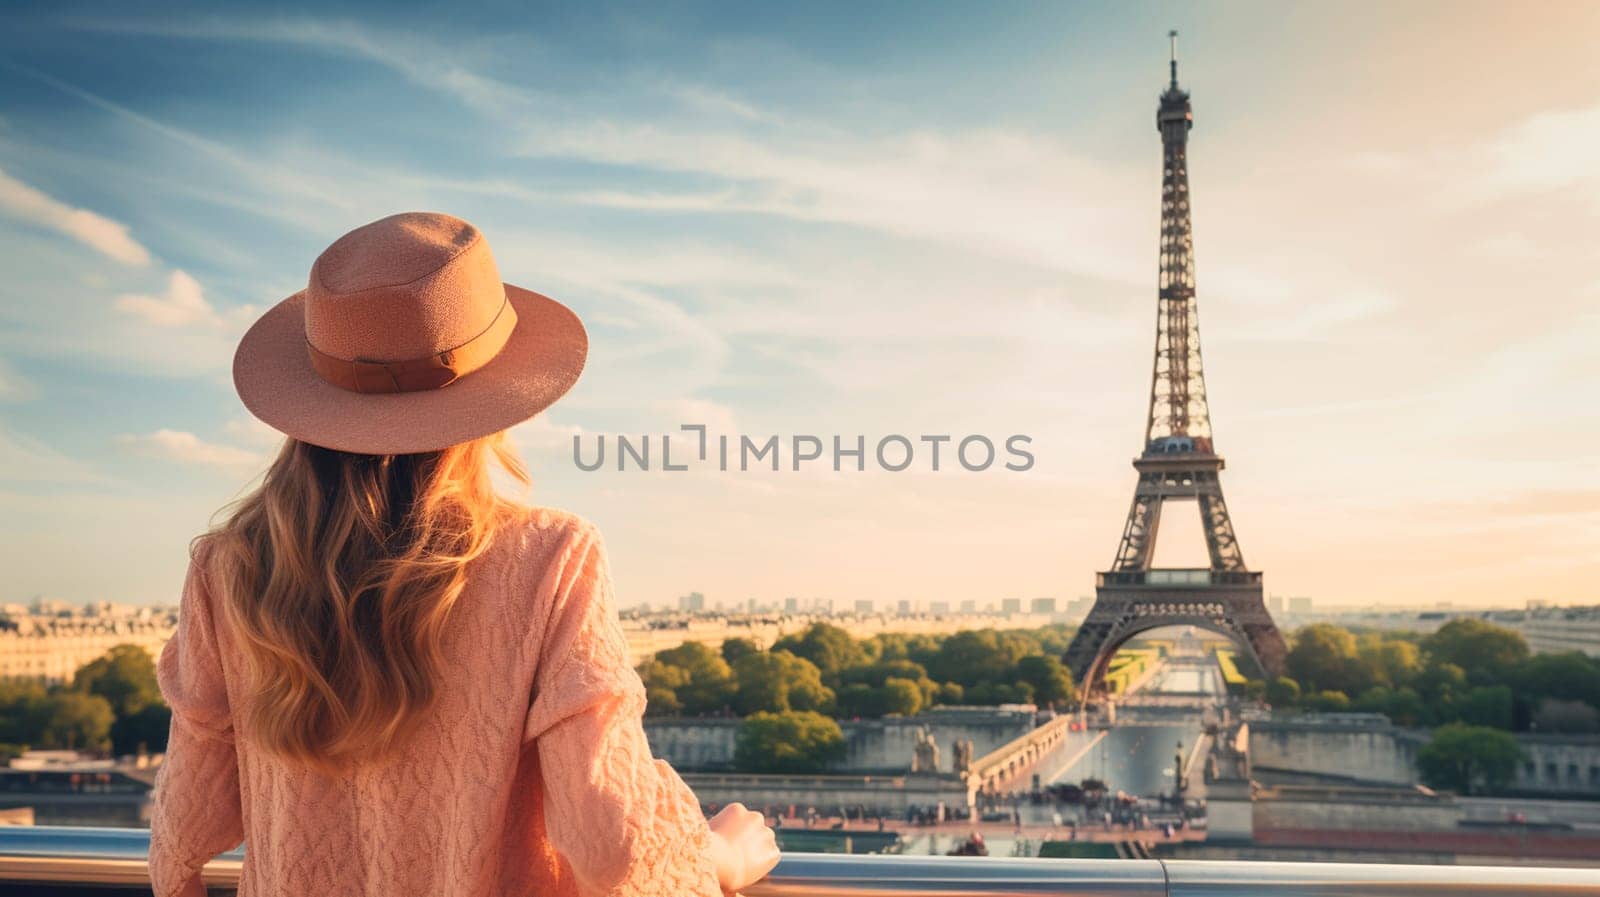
[1168,29,1179,89]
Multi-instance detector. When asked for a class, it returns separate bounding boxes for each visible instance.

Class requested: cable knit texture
[148,508,722,897]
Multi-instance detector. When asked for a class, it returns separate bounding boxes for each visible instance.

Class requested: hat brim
[233,284,587,455]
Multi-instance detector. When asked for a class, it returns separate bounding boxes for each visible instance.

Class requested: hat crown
[304,212,506,363]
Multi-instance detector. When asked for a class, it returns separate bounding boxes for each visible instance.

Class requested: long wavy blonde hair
[201,432,527,774]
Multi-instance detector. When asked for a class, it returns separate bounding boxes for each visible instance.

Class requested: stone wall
[1253,784,1460,832]
[1250,714,1600,799]
[1515,735,1600,797]
[1248,714,1425,786]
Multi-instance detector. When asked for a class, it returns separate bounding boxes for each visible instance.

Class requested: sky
[0,1,1596,611]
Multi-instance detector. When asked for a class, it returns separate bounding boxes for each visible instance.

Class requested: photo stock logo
[574,425,1035,474]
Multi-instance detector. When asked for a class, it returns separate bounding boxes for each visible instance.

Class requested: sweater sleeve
[148,549,244,897]
[523,523,722,897]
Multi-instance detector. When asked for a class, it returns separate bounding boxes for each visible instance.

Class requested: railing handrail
[2,825,1599,895]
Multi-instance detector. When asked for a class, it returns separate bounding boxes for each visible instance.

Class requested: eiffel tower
[1063,33,1287,696]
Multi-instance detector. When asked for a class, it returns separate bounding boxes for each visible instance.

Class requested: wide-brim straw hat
[233,211,586,455]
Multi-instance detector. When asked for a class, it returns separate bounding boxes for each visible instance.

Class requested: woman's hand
[707,802,779,895]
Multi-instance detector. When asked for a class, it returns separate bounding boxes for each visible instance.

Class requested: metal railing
[2,826,1599,896]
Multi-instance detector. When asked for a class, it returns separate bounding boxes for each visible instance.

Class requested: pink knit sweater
[148,509,722,897]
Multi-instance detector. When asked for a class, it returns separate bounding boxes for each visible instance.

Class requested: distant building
[1288,596,1313,615]
[854,599,874,614]
[677,592,706,612]
[1268,595,1286,615]
[0,613,175,683]
[897,599,913,616]
[1066,596,1094,618]
[929,601,950,615]
[784,596,799,614]
[1030,597,1057,615]
[959,599,977,614]
[1001,598,1023,616]
[1513,606,1600,658]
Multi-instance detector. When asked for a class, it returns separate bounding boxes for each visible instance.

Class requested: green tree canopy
[111,703,171,756]
[1012,655,1076,708]
[0,679,51,747]
[73,644,162,718]
[879,678,923,715]
[1286,624,1368,696]
[837,659,929,688]
[1514,653,1600,708]
[1303,690,1351,713]
[733,711,846,774]
[732,650,834,715]
[1358,638,1422,688]
[965,681,1034,705]
[647,642,735,714]
[1264,676,1301,707]
[771,624,871,680]
[41,691,114,752]
[1417,723,1521,794]
[1422,619,1530,686]
[924,630,1031,687]
[1457,685,1514,730]
[719,637,760,665]
[1415,661,1468,705]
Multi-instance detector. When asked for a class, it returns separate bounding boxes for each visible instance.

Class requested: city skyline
[1,3,1597,609]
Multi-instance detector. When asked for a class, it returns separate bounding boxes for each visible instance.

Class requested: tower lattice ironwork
[1063,33,1287,696]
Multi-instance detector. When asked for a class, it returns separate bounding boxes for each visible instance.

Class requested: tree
[1514,653,1600,709]
[771,624,870,681]
[650,643,735,714]
[0,679,51,747]
[834,683,875,719]
[925,630,1029,687]
[1415,661,1468,705]
[837,659,929,688]
[733,711,845,774]
[1457,685,1513,730]
[40,692,114,751]
[1012,655,1076,708]
[732,650,834,715]
[644,687,682,717]
[1286,624,1366,696]
[1422,620,1529,686]
[73,644,162,718]
[1384,687,1425,728]
[719,638,760,665]
[1303,690,1350,713]
[111,703,172,756]
[878,678,923,716]
[638,660,691,716]
[1265,676,1301,708]
[1417,724,1521,794]
[965,682,1033,705]
[936,682,964,705]
[1358,638,1421,688]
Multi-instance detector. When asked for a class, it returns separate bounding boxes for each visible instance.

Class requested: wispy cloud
[0,167,151,265]
[62,16,1148,283]
[115,269,245,327]
[116,429,264,471]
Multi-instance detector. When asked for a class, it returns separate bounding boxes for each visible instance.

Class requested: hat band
[306,298,519,394]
